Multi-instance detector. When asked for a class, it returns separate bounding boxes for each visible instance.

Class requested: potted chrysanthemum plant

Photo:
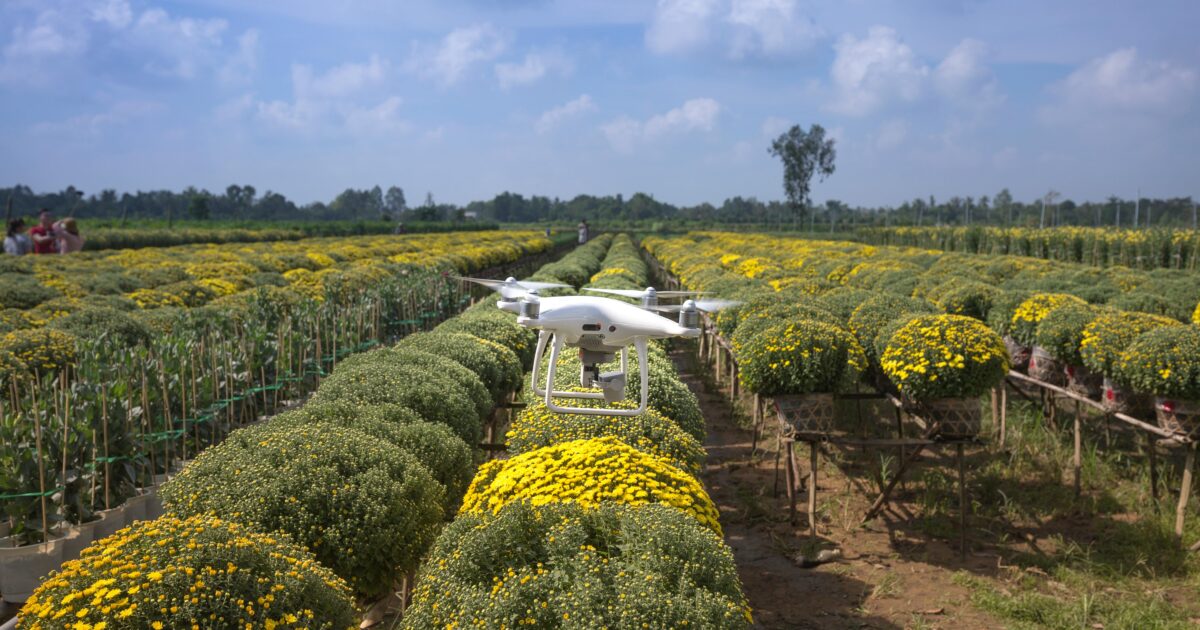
[1033,302,1103,398]
[1114,325,1200,438]
[881,314,1010,438]
[1080,311,1181,414]
[1011,293,1086,385]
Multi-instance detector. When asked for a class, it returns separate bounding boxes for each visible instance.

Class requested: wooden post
[751,393,761,454]
[773,424,783,498]
[1073,400,1083,499]
[999,386,1008,448]
[730,361,738,397]
[957,442,967,558]
[1148,432,1160,505]
[1176,442,1196,542]
[784,438,796,520]
[808,441,819,539]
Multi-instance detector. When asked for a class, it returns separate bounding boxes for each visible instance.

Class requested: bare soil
[673,347,1009,630]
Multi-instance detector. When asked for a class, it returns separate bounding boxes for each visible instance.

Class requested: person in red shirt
[29,209,57,254]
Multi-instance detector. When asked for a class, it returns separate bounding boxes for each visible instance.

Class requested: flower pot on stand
[1154,397,1200,440]
[914,398,982,440]
[774,393,837,438]
[59,520,97,563]
[123,491,151,525]
[1028,346,1065,385]
[1004,336,1031,371]
[0,536,65,603]
[91,505,127,541]
[1102,378,1149,415]
[1064,364,1103,399]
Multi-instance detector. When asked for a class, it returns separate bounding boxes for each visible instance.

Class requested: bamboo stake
[1177,442,1196,542]
[808,441,818,540]
[1073,400,1082,499]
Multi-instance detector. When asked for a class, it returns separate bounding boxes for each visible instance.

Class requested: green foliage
[1034,303,1100,365]
[273,402,474,513]
[738,319,867,395]
[314,349,486,443]
[848,294,939,366]
[395,331,522,402]
[1114,325,1200,399]
[0,275,59,310]
[1080,311,1181,377]
[162,422,444,599]
[47,306,151,349]
[403,502,751,630]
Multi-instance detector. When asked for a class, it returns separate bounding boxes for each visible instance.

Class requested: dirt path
[672,347,1006,629]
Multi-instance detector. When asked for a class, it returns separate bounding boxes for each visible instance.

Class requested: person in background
[577,219,589,244]
[54,217,85,253]
[544,226,551,238]
[4,218,32,255]
[29,209,57,254]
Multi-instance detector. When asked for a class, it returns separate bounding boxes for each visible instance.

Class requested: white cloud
[934,38,1001,109]
[602,97,721,152]
[495,51,573,89]
[254,55,404,135]
[294,54,387,99]
[406,23,506,86]
[32,100,161,135]
[727,0,821,59]
[536,94,597,134]
[130,8,228,79]
[219,29,260,85]
[1045,47,1196,118]
[761,115,791,138]
[646,0,819,59]
[91,0,132,29]
[0,9,89,84]
[827,26,926,116]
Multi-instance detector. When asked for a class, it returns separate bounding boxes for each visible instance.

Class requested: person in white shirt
[3,218,32,255]
[577,219,589,244]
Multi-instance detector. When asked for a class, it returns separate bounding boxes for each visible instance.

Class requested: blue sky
[1,0,1197,207]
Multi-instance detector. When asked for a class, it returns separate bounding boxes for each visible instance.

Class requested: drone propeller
[650,298,742,313]
[582,287,702,299]
[458,276,570,299]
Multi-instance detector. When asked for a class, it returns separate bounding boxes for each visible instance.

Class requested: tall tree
[994,188,1013,225]
[768,124,836,225]
[385,186,407,214]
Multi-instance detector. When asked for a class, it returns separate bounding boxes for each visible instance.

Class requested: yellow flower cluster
[1009,293,1086,345]
[880,314,1009,400]
[18,515,357,630]
[461,436,723,535]
[0,329,78,374]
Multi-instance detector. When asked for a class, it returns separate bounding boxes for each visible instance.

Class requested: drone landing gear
[530,330,649,417]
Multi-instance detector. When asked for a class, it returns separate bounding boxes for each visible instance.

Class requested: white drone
[459,277,737,417]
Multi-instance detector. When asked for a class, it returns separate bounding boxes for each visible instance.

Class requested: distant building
[463,211,478,220]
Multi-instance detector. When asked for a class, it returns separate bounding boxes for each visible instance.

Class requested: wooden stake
[958,442,967,558]
[999,386,1008,448]
[1080,400,1089,499]
[784,438,796,520]
[808,441,819,540]
[751,393,761,454]
[1148,432,1160,505]
[1176,442,1196,542]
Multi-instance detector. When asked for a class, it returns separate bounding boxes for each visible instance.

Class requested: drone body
[459,276,734,417]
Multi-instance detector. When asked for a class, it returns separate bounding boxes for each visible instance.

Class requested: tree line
[3,184,1196,229]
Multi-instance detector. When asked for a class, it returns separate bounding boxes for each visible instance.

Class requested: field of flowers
[12,233,750,629]
[0,231,555,581]
[860,225,1200,271]
[644,232,1200,437]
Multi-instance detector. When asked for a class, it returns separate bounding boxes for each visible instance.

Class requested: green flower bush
[437,308,538,369]
[738,319,867,395]
[273,402,474,513]
[986,289,1034,339]
[1114,326,1200,399]
[934,279,999,321]
[402,502,751,630]
[312,351,484,444]
[729,299,833,353]
[848,294,939,366]
[18,515,358,630]
[395,331,523,402]
[340,348,493,420]
[881,314,1009,401]
[509,400,704,474]
[162,423,444,599]
[815,287,877,324]
[1080,311,1181,377]
[1009,293,1087,346]
[1033,303,1101,365]
[47,306,151,349]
